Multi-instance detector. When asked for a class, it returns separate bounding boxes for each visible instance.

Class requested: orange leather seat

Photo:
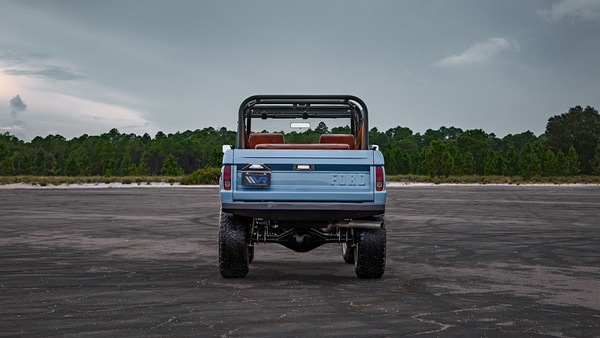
[319,134,355,150]
[247,133,285,149]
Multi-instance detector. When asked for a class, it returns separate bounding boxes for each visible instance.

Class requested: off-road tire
[218,212,249,278]
[248,245,255,264]
[342,243,354,264]
[354,216,386,279]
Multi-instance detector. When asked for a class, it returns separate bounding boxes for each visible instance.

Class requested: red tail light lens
[223,165,231,190]
[376,166,384,191]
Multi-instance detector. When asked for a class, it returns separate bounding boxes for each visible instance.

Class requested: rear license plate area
[241,171,271,187]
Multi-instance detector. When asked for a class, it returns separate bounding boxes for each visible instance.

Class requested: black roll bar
[237,95,369,149]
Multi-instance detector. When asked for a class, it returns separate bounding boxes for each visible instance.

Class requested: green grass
[2,172,599,187]
[0,176,184,187]
[0,167,224,186]
[386,174,600,185]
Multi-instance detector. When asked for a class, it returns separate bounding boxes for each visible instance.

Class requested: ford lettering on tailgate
[331,174,367,186]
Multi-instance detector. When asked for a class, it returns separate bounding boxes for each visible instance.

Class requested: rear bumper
[222,201,385,221]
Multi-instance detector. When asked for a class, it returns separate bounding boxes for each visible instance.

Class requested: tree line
[377,105,600,177]
[1,105,599,178]
[0,128,234,177]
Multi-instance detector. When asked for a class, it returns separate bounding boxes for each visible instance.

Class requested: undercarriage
[218,211,386,279]
[249,218,381,253]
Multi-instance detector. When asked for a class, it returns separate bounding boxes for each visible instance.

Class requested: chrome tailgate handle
[294,164,314,171]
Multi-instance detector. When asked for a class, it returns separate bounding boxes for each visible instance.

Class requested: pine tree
[590,143,600,175]
[409,152,424,175]
[519,143,541,179]
[120,154,134,176]
[32,148,47,175]
[555,150,569,176]
[17,153,32,175]
[79,155,92,176]
[503,146,519,176]
[484,150,503,176]
[138,151,152,175]
[459,152,476,175]
[543,150,558,176]
[423,140,453,177]
[65,157,81,176]
[50,157,60,176]
[441,150,454,177]
[566,146,580,175]
[1,156,15,176]
[104,159,117,177]
[161,154,184,176]
[545,105,600,174]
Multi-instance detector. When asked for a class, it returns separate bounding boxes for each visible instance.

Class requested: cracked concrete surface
[0,186,599,336]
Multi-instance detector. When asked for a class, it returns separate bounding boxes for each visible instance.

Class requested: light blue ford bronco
[219,95,386,278]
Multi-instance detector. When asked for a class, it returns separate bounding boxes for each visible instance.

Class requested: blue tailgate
[231,149,376,202]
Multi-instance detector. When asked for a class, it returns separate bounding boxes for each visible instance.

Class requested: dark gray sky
[1,0,599,141]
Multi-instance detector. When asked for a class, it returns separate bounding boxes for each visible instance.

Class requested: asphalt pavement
[0,185,599,337]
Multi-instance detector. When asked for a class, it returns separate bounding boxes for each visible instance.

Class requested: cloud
[0,52,83,81]
[5,95,27,137]
[433,38,516,67]
[0,120,26,140]
[45,91,154,134]
[4,66,84,81]
[9,94,27,118]
[0,52,48,66]
[537,0,600,21]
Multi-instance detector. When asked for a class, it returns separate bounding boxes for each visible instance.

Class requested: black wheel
[248,245,255,264]
[354,216,386,279]
[342,242,354,264]
[218,212,249,278]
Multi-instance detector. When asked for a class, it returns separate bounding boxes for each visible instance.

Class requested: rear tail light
[376,166,384,191]
[223,165,231,190]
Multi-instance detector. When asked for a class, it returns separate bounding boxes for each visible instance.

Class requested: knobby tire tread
[355,215,386,279]
[218,212,249,278]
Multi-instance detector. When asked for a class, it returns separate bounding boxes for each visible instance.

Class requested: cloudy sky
[1,0,599,141]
